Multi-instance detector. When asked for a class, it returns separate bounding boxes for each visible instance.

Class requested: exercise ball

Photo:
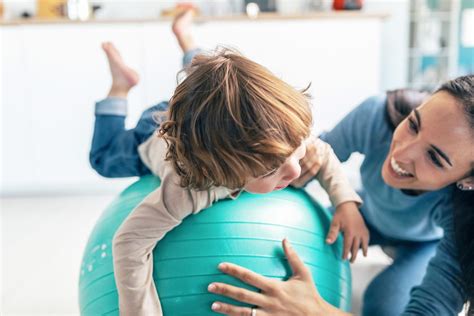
[79,175,351,315]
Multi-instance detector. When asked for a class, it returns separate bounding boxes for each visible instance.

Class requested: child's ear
[457,176,474,191]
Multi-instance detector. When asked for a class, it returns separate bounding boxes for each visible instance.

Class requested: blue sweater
[321,95,465,315]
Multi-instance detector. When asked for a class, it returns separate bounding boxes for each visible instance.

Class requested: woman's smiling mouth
[390,157,414,178]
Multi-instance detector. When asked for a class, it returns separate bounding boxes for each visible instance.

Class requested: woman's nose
[393,139,420,162]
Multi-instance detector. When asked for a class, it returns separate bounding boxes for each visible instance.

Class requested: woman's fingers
[282,239,312,281]
[218,262,274,292]
[211,301,261,316]
[208,282,266,306]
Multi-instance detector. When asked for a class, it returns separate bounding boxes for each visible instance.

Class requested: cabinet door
[1,27,33,193]
[1,24,149,194]
[192,19,381,133]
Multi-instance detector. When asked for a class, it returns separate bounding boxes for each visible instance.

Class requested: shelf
[408,49,452,57]
[410,11,453,21]
[0,11,390,27]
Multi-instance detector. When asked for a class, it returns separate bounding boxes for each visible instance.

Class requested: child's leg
[90,100,168,178]
[102,42,139,99]
[172,9,202,68]
[90,43,163,178]
[91,15,202,178]
[172,9,197,55]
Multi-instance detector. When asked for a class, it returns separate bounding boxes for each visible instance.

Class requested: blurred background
[1,0,473,315]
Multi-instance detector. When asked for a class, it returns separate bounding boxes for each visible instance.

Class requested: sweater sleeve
[312,137,362,207]
[402,208,465,315]
[112,149,230,315]
[320,95,387,162]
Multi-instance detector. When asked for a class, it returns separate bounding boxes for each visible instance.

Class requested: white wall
[365,0,410,90]
[0,28,4,316]
[1,17,383,196]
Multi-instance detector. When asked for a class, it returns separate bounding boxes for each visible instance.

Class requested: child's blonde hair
[159,48,312,190]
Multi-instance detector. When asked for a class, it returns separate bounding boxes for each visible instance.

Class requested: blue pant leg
[362,240,439,316]
[90,100,169,177]
[182,48,202,67]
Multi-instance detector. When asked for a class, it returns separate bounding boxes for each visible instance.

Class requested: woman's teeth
[390,157,413,177]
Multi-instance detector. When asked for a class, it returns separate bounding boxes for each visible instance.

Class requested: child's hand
[326,202,369,263]
[291,140,323,188]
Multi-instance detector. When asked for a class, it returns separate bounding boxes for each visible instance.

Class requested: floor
[1,190,392,315]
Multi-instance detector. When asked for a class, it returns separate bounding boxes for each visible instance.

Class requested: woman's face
[382,91,473,191]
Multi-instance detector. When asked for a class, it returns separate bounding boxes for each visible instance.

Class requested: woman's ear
[457,176,474,191]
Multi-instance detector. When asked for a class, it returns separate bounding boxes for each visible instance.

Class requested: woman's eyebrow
[415,109,453,167]
[414,109,421,128]
[431,145,453,166]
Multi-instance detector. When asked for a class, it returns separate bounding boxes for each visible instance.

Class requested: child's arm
[311,138,369,263]
[113,137,231,315]
[326,201,368,263]
[113,169,230,315]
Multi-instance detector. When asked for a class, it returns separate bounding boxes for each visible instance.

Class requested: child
[90,11,367,316]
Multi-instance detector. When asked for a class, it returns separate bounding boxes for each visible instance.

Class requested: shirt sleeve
[137,133,170,177]
[402,208,465,315]
[312,137,362,207]
[112,162,230,315]
[320,95,387,162]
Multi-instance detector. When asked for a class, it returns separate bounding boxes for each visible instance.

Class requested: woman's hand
[291,139,323,188]
[207,239,351,316]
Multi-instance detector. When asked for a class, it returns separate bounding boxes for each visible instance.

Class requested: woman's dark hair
[437,75,474,130]
[386,76,474,314]
[454,186,474,314]
[385,88,430,197]
[385,88,430,130]
[438,75,474,314]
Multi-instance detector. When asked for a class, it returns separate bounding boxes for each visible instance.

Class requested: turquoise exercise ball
[79,175,351,315]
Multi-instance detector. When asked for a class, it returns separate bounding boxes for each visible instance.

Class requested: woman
[207,75,474,316]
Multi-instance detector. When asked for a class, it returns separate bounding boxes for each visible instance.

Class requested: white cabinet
[1,24,156,195]
[1,16,383,195]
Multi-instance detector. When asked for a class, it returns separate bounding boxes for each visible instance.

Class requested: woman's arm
[208,239,351,316]
[402,208,465,315]
[292,95,388,187]
[320,95,387,162]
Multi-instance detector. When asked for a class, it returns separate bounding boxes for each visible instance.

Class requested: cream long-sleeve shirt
[112,134,362,316]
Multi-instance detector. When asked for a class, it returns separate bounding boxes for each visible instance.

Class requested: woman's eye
[428,150,443,168]
[408,118,418,133]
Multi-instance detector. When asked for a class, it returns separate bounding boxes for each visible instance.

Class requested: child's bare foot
[172,9,197,54]
[102,42,139,98]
